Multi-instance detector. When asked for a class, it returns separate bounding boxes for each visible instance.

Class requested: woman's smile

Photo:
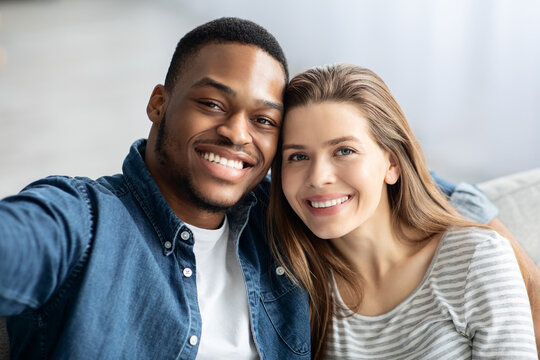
[281,101,396,239]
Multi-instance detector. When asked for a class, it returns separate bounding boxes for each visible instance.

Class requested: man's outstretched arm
[0,177,92,316]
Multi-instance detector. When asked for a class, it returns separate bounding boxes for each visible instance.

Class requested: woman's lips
[304,194,353,216]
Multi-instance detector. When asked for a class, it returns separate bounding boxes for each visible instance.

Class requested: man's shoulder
[24,173,124,193]
[17,175,92,199]
[7,173,128,209]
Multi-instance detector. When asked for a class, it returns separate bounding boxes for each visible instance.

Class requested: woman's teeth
[203,152,243,170]
[310,196,349,208]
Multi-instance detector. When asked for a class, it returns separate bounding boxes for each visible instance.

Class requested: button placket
[178,229,194,279]
[170,226,200,358]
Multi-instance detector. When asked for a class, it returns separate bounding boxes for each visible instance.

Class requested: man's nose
[307,157,336,188]
[216,112,253,146]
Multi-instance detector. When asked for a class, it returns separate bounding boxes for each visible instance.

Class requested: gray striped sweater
[326,227,537,359]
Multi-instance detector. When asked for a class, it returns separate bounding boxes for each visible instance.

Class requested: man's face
[146,43,285,224]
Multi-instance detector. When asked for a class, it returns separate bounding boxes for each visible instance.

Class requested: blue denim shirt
[0,139,310,359]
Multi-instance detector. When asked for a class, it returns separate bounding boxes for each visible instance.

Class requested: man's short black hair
[164,17,289,91]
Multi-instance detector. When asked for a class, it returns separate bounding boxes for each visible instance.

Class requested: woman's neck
[331,218,442,316]
[331,217,415,283]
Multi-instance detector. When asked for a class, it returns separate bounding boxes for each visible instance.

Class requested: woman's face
[281,101,399,240]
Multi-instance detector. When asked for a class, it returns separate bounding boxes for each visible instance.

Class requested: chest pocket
[259,263,310,357]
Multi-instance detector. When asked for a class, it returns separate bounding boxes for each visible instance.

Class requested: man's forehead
[177,45,285,99]
[184,42,287,84]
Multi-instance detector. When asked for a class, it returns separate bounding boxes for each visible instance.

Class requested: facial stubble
[155,111,242,214]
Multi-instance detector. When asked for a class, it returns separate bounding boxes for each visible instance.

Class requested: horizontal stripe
[326,227,537,359]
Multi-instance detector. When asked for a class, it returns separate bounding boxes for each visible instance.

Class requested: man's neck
[159,184,226,229]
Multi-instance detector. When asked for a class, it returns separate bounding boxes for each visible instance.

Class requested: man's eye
[201,101,222,110]
[253,117,273,126]
[288,153,308,161]
[336,148,355,156]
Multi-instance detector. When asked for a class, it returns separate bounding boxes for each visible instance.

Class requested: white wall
[1,0,539,198]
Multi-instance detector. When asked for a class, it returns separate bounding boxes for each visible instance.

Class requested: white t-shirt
[188,217,258,359]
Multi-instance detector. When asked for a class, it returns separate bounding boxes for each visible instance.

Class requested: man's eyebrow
[258,99,283,113]
[191,77,236,96]
[282,136,361,151]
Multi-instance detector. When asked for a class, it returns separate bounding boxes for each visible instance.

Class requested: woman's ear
[385,153,400,185]
[146,85,168,124]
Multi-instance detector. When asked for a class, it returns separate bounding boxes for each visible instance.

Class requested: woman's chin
[309,226,347,240]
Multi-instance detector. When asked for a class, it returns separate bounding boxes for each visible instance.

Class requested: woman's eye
[336,148,355,156]
[288,153,308,161]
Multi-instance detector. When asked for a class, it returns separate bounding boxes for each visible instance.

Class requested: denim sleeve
[0,177,92,316]
[449,182,499,224]
[431,172,499,224]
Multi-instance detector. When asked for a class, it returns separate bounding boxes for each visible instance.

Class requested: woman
[268,64,537,359]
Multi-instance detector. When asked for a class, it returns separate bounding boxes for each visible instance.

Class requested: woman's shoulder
[442,226,511,253]
[433,226,515,279]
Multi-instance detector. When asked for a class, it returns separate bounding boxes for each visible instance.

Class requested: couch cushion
[478,168,540,265]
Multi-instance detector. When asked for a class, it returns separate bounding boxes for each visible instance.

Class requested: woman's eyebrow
[282,144,306,151]
[326,136,361,146]
[282,136,361,151]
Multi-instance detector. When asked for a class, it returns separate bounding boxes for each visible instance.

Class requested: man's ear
[146,85,168,124]
[385,153,401,185]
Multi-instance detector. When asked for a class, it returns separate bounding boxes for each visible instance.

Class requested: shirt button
[183,268,193,278]
[164,241,172,250]
[189,335,198,346]
[276,266,285,276]
[180,231,190,241]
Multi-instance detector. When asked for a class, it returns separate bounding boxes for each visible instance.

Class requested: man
[0,17,307,360]
[0,17,538,359]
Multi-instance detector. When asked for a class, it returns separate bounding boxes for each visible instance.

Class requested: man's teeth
[203,152,243,169]
[310,196,349,208]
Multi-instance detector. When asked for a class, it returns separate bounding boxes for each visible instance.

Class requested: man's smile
[194,145,259,182]
[200,151,246,169]
[195,145,256,170]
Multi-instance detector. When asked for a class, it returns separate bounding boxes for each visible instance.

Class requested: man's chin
[176,173,254,214]
[186,188,244,214]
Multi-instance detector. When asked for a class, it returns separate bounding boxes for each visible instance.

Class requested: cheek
[256,133,279,161]
[281,167,300,205]
[351,159,387,185]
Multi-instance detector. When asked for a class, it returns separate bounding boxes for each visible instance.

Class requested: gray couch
[477,167,540,266]
[1,168,539,358]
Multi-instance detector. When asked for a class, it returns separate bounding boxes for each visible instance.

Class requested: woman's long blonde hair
[268,64,486,359]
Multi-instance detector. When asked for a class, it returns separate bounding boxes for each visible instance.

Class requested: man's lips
[195,146,256,170]
[201,151,244,169]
